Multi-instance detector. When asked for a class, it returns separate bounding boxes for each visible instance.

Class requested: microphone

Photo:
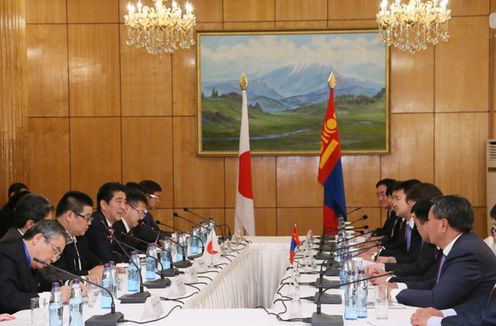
[100,220,150,304]
[33,257,124,326]
[348,214,368,226]
[182,208,206,223]
[173,212,202,227]
[155,220,205,257]
[111,236,151,303]
[310,271,394,326]
[114,233,171,289]
[335,230,375,244]
[346,207,362,215]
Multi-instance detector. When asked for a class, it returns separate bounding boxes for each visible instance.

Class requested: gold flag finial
[328,72,336,89]
[240,74,248,90]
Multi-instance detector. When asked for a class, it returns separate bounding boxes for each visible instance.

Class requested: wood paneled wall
[22,0,493,237]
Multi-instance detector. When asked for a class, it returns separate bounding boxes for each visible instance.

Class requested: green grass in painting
[201,94,386,152]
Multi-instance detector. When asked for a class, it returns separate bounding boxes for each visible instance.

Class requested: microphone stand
[111,234,151,304]
[163,235,192,269]
[33,258,124,326]
[182,208,231,242]
[310,272,394,326]
[114,236,171,289]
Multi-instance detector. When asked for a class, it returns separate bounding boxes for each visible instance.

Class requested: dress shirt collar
[442,233,463,256]
[407,218,415,229]
[16,228,24,236]
[122,219,131,233]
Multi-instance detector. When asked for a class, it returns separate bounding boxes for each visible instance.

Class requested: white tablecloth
[8,236,416,325]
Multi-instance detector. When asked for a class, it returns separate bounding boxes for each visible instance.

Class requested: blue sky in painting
[200,32,386,85]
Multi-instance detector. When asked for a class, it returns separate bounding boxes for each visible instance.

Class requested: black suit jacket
[42,235,102,282]
[385,242,436,277]
[0,239,38,313]
[85,211,123,264]
[396,233,496,309]
[0,227,22,243]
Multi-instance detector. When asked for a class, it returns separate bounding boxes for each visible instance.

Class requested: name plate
[140,294,164,321]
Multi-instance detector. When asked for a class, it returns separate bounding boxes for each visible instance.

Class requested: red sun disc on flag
[207,241,218,254]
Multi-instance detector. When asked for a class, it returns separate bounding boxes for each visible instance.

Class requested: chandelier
[376,0,451,54]
[124,0,196,58]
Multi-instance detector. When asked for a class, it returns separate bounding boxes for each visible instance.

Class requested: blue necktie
[406,224,412,251]
[436,254,446,284]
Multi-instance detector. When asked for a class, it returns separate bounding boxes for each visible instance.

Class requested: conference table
[9,236,416,325]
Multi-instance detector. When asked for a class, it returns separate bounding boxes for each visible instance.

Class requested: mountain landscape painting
[197,31,389,155]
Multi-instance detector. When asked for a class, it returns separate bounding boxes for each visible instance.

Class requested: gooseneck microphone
[100,220,150,304]
[111,235,151,303]
[114,235,171,289]
[182,208,206,223]
[34,257,124,326]
[173,212,201,227]
[335,230,375,244]
[310,271,394,326]
[348,214,368,226]
[346,207,362,215]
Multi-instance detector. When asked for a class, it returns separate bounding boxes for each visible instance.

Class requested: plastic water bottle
[176,233,187,261]
[162,241,172,269]
[190,227,200,255]
[69,280,83,326]
[344,270,358,320]
[128,251,140,292]
[146,244,156,280]
[357,268,368,318]
[48,282,63,326]
[101,263,113,309]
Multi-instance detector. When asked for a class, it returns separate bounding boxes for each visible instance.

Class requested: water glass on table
[374,283,389,319]
[31,296,48,326]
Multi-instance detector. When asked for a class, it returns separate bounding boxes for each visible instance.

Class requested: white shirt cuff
[427,317,443,326]
[441,309,457,317]
[426,309,457,326]
[390,283,407,303]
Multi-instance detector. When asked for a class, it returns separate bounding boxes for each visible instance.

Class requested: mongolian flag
[289,224,300,265]
[318,73,347,234]
[234,74,256,236]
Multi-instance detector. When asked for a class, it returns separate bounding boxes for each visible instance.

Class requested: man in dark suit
[390,195,496,309]
[0,193,52,243]
[377,183,443,274]
[113,189,155,255]
[40,191,103,283]
[86,182,128,263]
[374,178,397,239]
[139,179,162,231]
[0,220,70,313]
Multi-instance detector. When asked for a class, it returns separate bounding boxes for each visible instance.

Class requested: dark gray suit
[396,233,496,309]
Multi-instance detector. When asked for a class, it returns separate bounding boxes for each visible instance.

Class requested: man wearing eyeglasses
[40,191,104,284]
[0,220,71,313]
[114,190,154,254]
[139,180,162,231]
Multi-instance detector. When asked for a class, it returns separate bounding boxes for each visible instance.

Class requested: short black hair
[431,195,473,233]
[96,182,126,211]
[406,183,443,202]
[8,182,28,198]
[125,182,145,193]
[411,199,433,223]
[391,179,421,195]
[139,180,162,195]
[376,178,397,196]
[55,191,93,217]
[23,219,70,243]
[5,190,30,210]
[13,193,52,228]
[126,189,147,206]
[491,204,496,219]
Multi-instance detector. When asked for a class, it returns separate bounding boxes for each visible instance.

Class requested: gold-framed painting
[197,30,390,155]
